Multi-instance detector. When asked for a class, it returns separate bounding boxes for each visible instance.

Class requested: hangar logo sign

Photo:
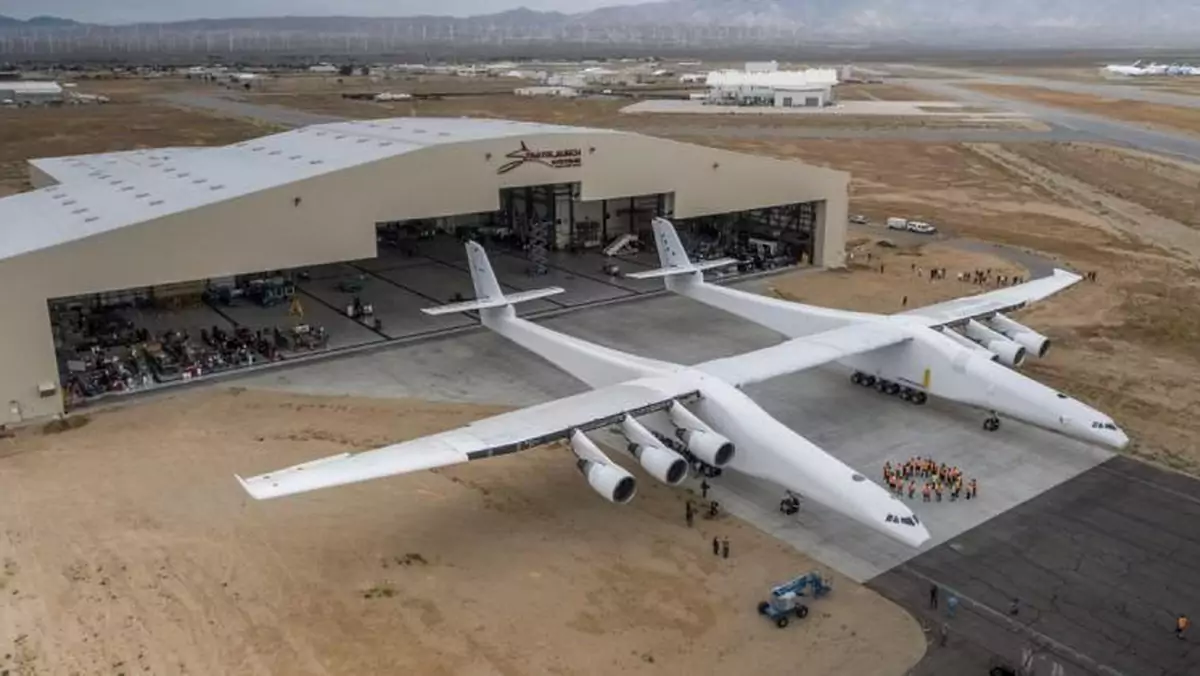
[497,141,582,174]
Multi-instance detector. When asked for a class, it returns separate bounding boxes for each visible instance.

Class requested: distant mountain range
[2,1,1197,54]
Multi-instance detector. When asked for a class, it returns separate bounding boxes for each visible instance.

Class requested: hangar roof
[1,117,614,262]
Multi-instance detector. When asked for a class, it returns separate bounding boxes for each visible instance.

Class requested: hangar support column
[812,197,847,269]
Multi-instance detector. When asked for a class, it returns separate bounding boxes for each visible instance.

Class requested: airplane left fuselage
[483,307,929,546]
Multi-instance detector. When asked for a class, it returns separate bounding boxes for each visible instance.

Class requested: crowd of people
[884,458,978,503]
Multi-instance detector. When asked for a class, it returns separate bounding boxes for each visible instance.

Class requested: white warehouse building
[0,81,64,105]
[705,67,839,108]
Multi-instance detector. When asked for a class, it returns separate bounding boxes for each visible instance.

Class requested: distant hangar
[0,117,849,423]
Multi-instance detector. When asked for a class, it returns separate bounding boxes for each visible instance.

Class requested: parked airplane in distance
[631,218,1128,451]
[1103,60,1199,76]
[237,241,930,548]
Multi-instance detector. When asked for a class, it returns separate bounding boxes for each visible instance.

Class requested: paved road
[160,92,345,127]
[889,64,1200,110]
[163,90,1088,145]
[872,455,1200,676]
[897,77,1200,164]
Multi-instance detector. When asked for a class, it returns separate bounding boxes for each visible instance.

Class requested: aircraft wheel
[983,417,1000,432]
[851,372,863,385]
[875,379,889,393]
[899,388,912,402]
[795,605,809,619]
[887,383,902,396]
[912,392,928,405]
[862,375,876,388]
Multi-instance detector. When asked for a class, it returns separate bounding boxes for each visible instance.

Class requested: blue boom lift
[756,571,833,628]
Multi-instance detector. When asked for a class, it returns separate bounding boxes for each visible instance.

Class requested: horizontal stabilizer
[625,258,740,280]
[421,287,565,316]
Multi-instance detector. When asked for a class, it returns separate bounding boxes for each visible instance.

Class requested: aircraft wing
[236,379,699,500]
[696,322,912,388]
[900,268,1083,327]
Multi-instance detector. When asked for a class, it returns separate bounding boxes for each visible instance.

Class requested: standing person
[939,622,949,648]
[721,537,730,560]
[700,479,710,499]
[685,501,694,528]
[923,483,932,503]
[1009,598,1020,616]
[929,583,939,610]
[947,595,959,618]
[712,536,720,556]
[1177,614,1190,640]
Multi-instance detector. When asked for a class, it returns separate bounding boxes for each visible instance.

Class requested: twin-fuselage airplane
[237,223,1124,550]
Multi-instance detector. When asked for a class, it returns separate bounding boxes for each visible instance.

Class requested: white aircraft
[236,242,931,547]
[631,218,1128,451]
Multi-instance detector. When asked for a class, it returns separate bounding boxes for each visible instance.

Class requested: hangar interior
[1,117,848,423]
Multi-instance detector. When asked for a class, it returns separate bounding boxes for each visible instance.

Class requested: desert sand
[0,389,925,676]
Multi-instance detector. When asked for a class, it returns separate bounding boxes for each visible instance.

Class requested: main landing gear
[983,414,1001,432]
[851,372,927,405]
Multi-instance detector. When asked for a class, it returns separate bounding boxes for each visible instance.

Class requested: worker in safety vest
[922,483,932,503]
[1178,614,1190,640]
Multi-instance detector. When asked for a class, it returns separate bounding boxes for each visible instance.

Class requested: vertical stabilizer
[465,240,504,302]
[624,218,739,281]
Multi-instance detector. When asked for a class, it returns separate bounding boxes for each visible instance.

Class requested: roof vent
[120,186,134,192]
[71,208,88,214]
[251,147,264,152]
[268,150,282,156]
[289,155,302,160]
[134,193,150,199]
[62,200,77,206]
[163,168,175,173]
[177,172,191,178]
[149,199,164,206]
[192,178,208,184]
[209,184,225,191]
[380,142,393,147]
[309,160,324,165]
[356,138,368,143]
[150,162,162,168]
[84,216,98,223]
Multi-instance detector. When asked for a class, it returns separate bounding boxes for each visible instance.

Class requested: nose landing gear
[983,414,1001,432]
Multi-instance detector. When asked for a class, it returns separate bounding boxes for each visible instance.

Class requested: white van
[886,217,908,231]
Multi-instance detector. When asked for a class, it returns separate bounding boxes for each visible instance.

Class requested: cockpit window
[887,513,919,527]
[851,473,866,482]
[1092,421,1119,430]
[1056,393,1068,399]
[901,517,916,526]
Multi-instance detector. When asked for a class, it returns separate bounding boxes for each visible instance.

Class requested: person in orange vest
[883,461,892,483]
[908,481,916,500]
[935,483,943,502]
[922,483,932,502]
[1177,614,1190,640]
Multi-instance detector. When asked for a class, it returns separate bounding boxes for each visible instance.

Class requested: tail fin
[422,241,565,317]
[625,218,739,281]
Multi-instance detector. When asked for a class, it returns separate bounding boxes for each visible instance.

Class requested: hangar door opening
[672,201,818,271]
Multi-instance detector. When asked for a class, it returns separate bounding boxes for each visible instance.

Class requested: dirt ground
[769,242,1026,314]
[963,83,1200,136]
[0,389,925,676]
[0,101,274,194]
[836,83,938,101]
[708,137,1200,475]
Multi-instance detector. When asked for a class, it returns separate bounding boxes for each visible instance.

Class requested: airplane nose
[1111,429,1130,450]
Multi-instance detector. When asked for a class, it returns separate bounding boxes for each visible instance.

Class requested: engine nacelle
[579,459,638,504]
[939,328,1000,362]
[620,417,689,486]
[965,319,1026,367]
[631,443,689,485]
[667,403,736,468]
[987,314,1051,358]
[570,430,636,504]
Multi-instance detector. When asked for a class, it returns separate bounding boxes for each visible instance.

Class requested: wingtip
[235,474,266,500]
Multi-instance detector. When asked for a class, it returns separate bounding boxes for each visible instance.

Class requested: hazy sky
[5,0,647,24]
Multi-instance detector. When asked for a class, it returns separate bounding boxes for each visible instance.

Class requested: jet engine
[570,430,637,504]
[986,314,1051,358]
[621,417,689,486]
[939,328,1000,362]
[667,403,735,468]
[964,319,1026,368]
